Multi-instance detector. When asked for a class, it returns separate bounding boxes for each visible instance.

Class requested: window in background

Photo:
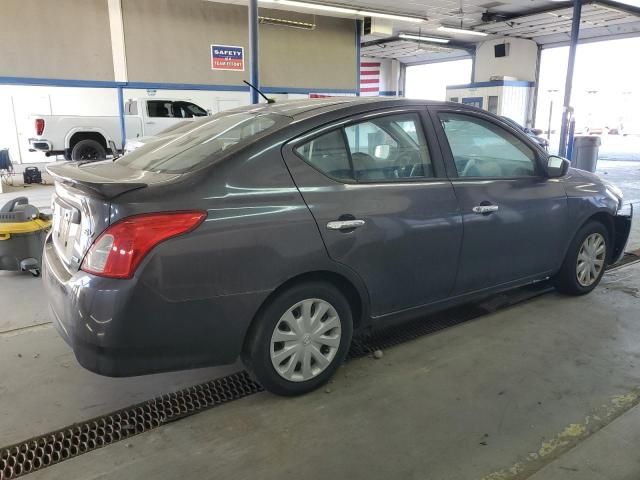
[488,96,499,114]
[147,100,172,118]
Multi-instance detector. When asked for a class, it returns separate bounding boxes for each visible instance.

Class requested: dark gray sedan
[44,98,632,396]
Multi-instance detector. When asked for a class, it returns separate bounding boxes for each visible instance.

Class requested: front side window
[295,112,433,183]
[440,112,537,178]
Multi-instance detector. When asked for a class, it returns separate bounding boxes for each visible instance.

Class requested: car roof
[225,97,470,120]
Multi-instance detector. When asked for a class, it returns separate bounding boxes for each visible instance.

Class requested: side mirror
[546,155,570,178]
[109,140,121,160]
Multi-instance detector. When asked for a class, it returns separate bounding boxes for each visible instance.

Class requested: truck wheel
[242,281,353,396]
[70,139,106,161]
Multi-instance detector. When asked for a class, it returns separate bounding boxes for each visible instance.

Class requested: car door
[282,108,463,318]
[429,107,569,294]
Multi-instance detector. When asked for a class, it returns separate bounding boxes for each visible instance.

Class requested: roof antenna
[243,80,276,104]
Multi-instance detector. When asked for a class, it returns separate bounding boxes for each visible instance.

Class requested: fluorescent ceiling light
[260,0,354,14]
[399,33,450,44]
[357,11,424,23]
[259,16,316,29]
[259,0,425,23]
[437,26,488,36]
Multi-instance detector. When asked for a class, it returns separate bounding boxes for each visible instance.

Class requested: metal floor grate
[0,371,262,479]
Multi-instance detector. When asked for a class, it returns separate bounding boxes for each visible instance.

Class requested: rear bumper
[28,138,52,152]
[42,237,269,377]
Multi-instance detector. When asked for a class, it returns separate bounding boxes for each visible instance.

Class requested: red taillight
[81,211,206,279]
[35,118,45,136]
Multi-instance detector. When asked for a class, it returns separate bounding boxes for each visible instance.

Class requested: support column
[107,0,128,149]
[117,86,126,150]
[531,45,542,127]
[248,0,259,104]
[398,63,406,97]
[558,0,582,157]
[107,0,128,83]
[471,49,476,83]
[390,59,401,96]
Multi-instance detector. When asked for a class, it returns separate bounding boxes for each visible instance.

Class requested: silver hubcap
[270,298,342,382]
[577,233,606,287]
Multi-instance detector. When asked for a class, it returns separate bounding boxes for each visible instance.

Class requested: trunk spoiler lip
[46,162,148,200]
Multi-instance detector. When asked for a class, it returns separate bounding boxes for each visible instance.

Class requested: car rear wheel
[554,220,609,295]
[70,139,106,161]
[243,281,353,396]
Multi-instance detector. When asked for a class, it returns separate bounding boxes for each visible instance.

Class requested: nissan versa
[43,98,632,396]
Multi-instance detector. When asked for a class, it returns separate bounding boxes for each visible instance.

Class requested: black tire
[554,220,609,295]
[243,281,353,396]
[70,139,106,161]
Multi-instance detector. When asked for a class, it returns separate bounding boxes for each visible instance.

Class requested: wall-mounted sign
[211,45,244,71]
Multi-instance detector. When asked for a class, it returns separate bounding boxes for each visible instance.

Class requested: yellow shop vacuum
[0,197,51,277]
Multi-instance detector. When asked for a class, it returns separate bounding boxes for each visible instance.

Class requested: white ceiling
[474,2,640,44]
[211,0,640,62]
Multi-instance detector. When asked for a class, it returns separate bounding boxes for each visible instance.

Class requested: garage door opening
[405,59,472,101]
[535,36,640,159]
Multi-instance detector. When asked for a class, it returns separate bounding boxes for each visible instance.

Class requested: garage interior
[1,0,640,479]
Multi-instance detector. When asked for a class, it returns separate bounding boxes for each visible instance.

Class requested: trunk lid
[47,160,180,272]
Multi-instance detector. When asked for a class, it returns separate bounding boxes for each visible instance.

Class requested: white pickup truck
[28,98,209,161]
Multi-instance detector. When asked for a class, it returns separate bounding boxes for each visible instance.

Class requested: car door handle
[472,205,499,214]
[326,219,365,231]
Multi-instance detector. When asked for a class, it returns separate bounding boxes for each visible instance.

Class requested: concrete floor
[0,261,636,480]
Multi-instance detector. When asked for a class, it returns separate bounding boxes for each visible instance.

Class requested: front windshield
[117,111,287,174]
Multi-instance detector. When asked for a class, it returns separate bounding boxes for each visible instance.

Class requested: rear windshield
[117,112,287,173]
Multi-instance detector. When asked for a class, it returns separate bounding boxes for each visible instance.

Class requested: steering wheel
[461,158,478,177]
[395,151,420,178]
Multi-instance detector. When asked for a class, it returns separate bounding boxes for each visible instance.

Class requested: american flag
[360,61,380,96]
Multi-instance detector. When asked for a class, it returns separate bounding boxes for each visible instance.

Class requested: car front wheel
[243,281,353,396]
[554,220,609,295]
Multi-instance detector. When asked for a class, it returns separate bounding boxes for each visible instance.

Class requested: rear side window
[117,112,286,173]
[295,130,353,182]
[295,112,433,182]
